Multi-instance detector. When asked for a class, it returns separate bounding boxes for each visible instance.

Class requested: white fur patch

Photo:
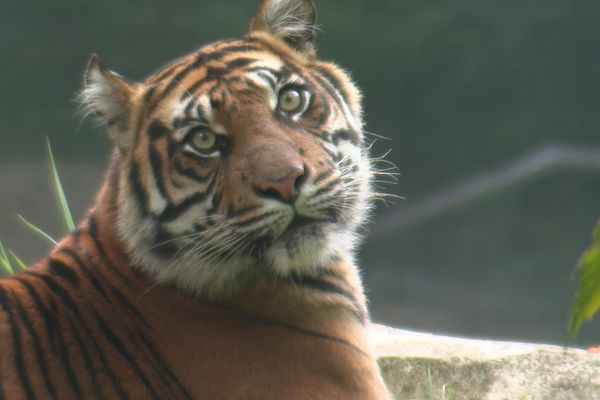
[259,0,316,42]
[80,68,124,124]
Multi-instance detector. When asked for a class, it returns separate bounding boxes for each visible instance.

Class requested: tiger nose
[254,165,307,203]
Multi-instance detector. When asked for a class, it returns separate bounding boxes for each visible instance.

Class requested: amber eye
[186,127,220,155]
[278,87,305,113]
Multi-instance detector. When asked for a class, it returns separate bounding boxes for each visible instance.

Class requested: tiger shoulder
[0,0,391,398]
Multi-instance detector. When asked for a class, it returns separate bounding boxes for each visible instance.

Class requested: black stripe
[167,136,178,162]
[225,57,256,69]
[149,56,191,83]
[158,176,216,223]
[149,143,170,202]
[181,57,258,102]
[23,271,86,321]
[150,228,179,258]
[245,36,289,62]
[0,285,36,400]
[148,120,169,141]
[9,292,59,399]
[288,274,356,304]
[148,42,261,115]
[331,129,360,146]
[58,248,110,302]
[180,66,225,101]
[16,279,60,353]
[313,178,340,198]
[313,65,351,104]
[94,311,162,400]
[129,160,151,217]
[314,92,332,125]
[313,75,345,113]
[40,295,91,400]
[48,258,80,288]
[110,287,151,330]
[24,271,129,399]
[20,273,128,398]
[212,300,370,358]
[158,191,207,222]
[183,98,199,120]
[86,216,133,286]
[41,298,84,400]
[64,316,109,400]
[232,210,281,229]
[313,169,336,185]
[246,66,281,87]
[135,334,192,400]
[226,205,261,218]
[286,274,365,322]
[173,159,213,183]
[71,232,152,333]
[244,78,266,92]
[141,85,158,108]
[319,142,341,162]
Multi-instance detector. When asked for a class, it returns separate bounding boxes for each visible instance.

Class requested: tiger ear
[81,54,134,150]
[250,0,318,57]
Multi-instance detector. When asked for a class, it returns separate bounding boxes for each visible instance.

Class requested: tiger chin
[0,0,391,398]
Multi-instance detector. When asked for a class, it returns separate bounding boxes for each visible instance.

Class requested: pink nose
[254,165,306,203]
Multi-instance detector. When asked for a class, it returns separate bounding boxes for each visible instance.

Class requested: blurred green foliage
[569,220,600,340]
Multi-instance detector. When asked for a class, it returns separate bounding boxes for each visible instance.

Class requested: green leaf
[568,219,600,340]
[427,365,434,400]
[0,241,15,275]
[47,138,75,232]
[17,215,57,245]
[8,251,27,270]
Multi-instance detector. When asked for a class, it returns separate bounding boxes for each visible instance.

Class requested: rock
[370,324,600,400]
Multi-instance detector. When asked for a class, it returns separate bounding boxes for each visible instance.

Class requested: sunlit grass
[17,215,57,245]
[425,366,453,400]
[1,138,71,275]
[47,137,75,232]
[0,241,26,275]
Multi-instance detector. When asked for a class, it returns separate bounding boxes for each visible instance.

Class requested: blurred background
[1,0,599,346]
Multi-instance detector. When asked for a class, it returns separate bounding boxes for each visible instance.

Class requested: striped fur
[0,1,391,398]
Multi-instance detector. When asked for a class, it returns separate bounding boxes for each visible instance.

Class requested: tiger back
[0,0,391,398]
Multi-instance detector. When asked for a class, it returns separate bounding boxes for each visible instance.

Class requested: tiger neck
[71,155,373,353]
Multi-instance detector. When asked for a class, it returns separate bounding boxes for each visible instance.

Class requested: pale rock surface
[371,324,600,400]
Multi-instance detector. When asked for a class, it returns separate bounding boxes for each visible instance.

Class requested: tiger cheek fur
[0,0,391,398]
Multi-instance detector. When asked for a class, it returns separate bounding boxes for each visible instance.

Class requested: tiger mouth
[285,214,335,234]
[247,215,332,260]
[286,215,326,231]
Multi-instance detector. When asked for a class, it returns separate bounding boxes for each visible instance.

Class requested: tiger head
[81,0,373,298]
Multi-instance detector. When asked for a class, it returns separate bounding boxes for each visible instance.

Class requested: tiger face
[82,0,373,297]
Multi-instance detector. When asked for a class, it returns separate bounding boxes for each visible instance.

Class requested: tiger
[0,0,392,398]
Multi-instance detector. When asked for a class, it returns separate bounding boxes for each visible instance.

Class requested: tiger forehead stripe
[146,39,267,115]
[179,55,283,103]
[147,38,261,84]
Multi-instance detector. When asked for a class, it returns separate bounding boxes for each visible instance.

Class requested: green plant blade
[427,365,434,400]
[0,241,15,275]
[17,215,57,245]
[568,219,600,340]
[47,138,75,232]
[8,251,27,270]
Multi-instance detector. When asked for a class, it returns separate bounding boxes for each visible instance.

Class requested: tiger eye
[190,129,217,152]
[278,88,304,113]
